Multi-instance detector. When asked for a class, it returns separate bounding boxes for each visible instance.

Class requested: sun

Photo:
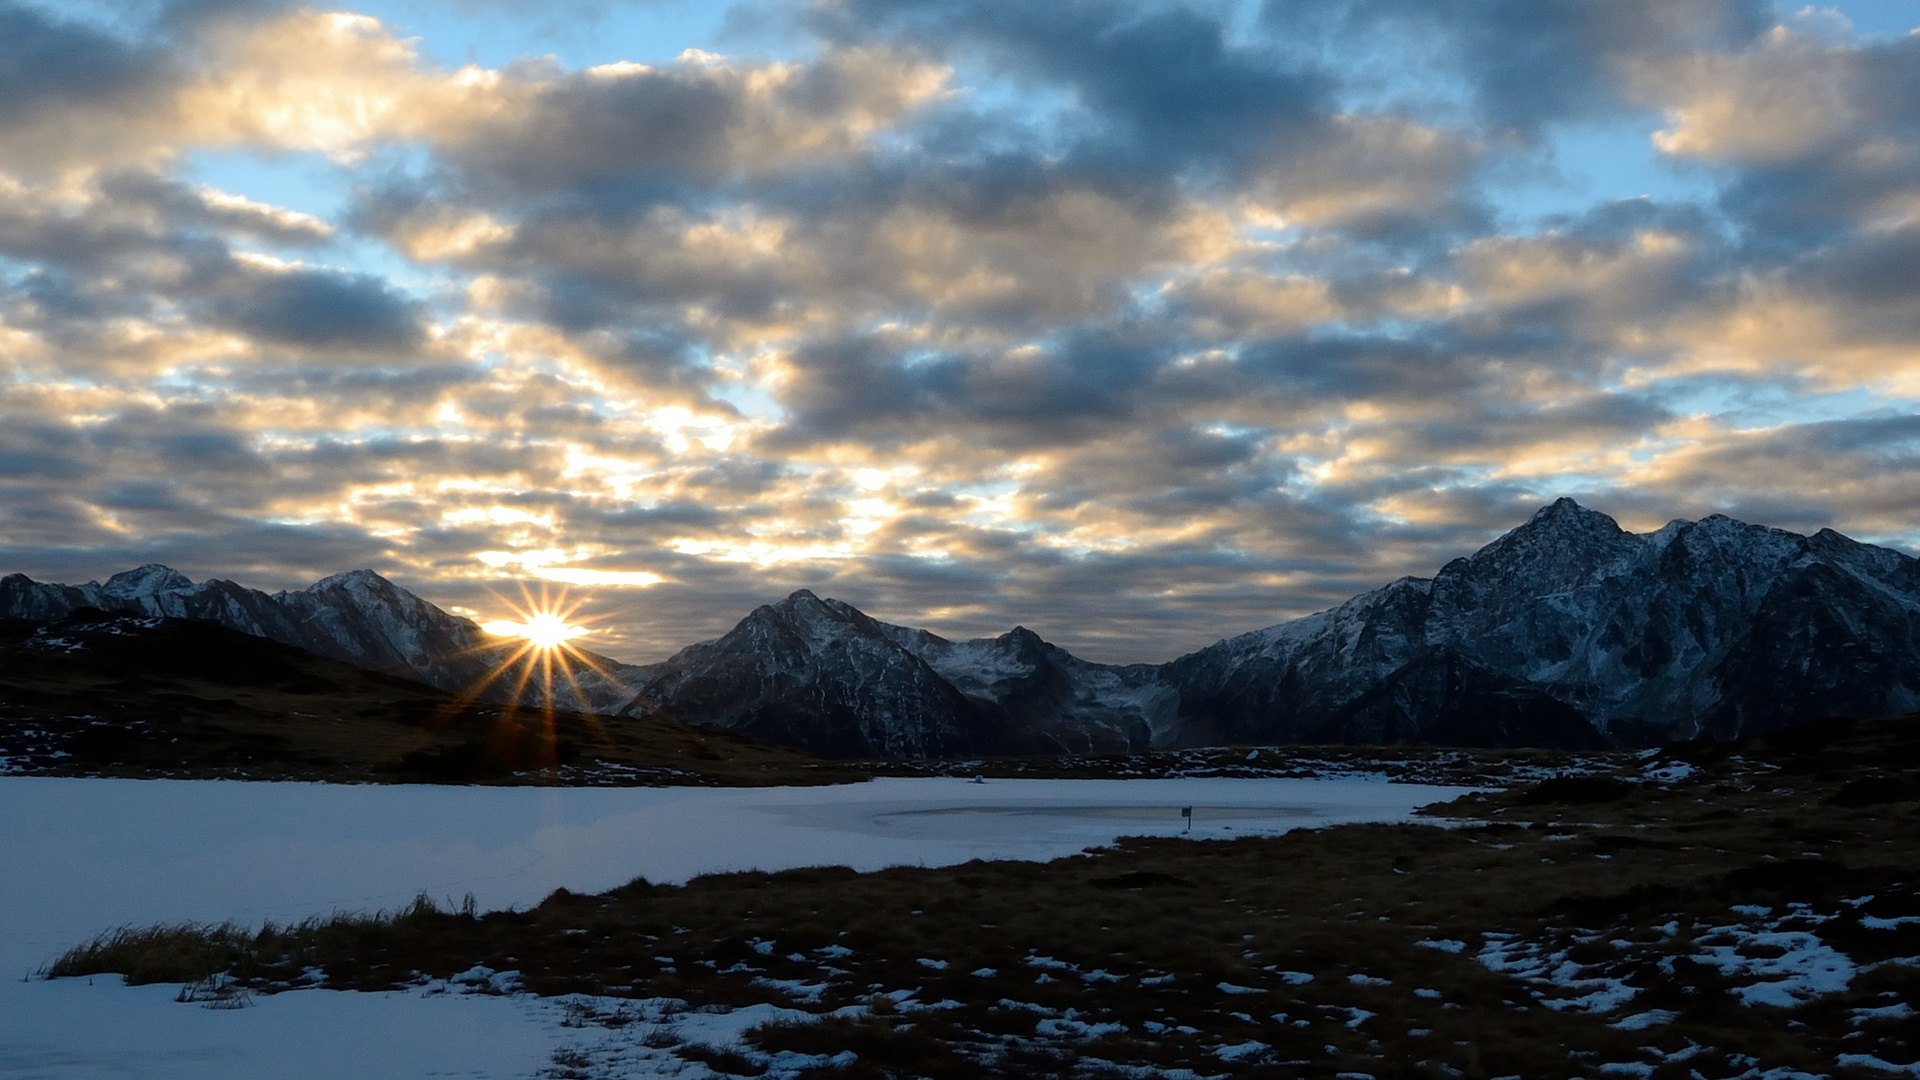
[482,610,589,650]
[464,582,624,722]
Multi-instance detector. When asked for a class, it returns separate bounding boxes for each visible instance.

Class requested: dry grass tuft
[48,893,477,986]
[49,923,256,985]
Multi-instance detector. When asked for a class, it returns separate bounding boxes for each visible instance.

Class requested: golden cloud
[1632,26,1867,164]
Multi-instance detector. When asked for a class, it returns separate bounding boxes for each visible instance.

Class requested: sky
[3,0,1919,664]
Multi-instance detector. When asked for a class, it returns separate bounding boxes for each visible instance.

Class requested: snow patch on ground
[1610,1010,1678,1031]
[1836,1054,1920,1076]
[1641,761,1696,784]
[1692,928,1856,1008]
[533,995,868,1079]
[1476,932,1642,1015]
[1213,1040,1268,1062]
[1476,899,1881,1022]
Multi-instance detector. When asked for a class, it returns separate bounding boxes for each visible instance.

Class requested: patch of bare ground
[50,715,1920,1079]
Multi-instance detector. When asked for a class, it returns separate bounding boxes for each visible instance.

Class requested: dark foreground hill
[57,713,1920,1079]
[0,609,851,786]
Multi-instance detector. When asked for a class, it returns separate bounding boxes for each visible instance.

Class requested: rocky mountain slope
[879,621,1177,750]
[1160,499,1920,748]
[623,590,1174,757]
[624,501,1920,755]
[0,566,647,712]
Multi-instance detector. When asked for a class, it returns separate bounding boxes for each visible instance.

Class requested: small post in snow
[1181,806,1192,835]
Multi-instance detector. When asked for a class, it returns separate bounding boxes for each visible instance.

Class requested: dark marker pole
[1181,806,1192,835]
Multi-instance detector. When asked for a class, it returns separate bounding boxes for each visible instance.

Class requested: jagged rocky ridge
[621,591,1175,758]
[623,501,1920,754]
[1161,499,1920,748]
[0,566,647,713]
[7,501,1918,756]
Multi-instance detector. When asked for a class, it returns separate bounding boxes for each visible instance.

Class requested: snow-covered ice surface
[0,773,1467,1079]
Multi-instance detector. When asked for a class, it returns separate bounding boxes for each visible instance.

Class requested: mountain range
[0,566,644,714]
[7,500,1918,756]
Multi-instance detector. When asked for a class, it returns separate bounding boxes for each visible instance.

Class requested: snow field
[0,773,1467,1079]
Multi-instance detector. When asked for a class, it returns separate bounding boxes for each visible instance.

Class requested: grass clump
[47,893,477,987]
[49,923,256,985]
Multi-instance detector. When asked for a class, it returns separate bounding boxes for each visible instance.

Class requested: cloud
[1633,24,1920,166]
[809,0,1330,167]
[441,46,949,195]
[1263,0,1769,135]
[0,168,424,372]
[1588,413,1920,542]
[204,262,425,352]
[1623,21,1920,247]
[0,0,1917,665]
[0,3,167,109]
[97,169,335,245]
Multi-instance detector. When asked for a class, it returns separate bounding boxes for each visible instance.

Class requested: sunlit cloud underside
[2,0,1919,662]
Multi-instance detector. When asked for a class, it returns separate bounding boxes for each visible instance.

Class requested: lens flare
[440,583,619,776]
[464,583,614,719]
[483,611,589,649]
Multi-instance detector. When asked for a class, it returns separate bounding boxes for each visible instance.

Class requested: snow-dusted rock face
[624,590,1181,757]
[0,566,647,712]
[102,564,195,598]
[1161,499,1920,747]
[625,590,1050,758]
[882,624,1179,751]
[614,501,1920,756]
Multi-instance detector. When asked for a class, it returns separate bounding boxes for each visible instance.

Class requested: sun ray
[466,582,620,760]
[399,581,632,780]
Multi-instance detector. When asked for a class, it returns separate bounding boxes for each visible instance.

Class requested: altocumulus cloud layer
[2,0,1919,661]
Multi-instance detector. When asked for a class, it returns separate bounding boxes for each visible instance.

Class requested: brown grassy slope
[52,714,1920,1079]
[0,616,859,786]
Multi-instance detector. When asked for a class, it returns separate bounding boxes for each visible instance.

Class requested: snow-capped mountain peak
[626,587,1029,758]
[304,568,401,594]
[1163,500,1920,748]
[101,564,194,598]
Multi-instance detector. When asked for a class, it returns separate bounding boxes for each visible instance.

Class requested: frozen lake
[0,774,1473,1079]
